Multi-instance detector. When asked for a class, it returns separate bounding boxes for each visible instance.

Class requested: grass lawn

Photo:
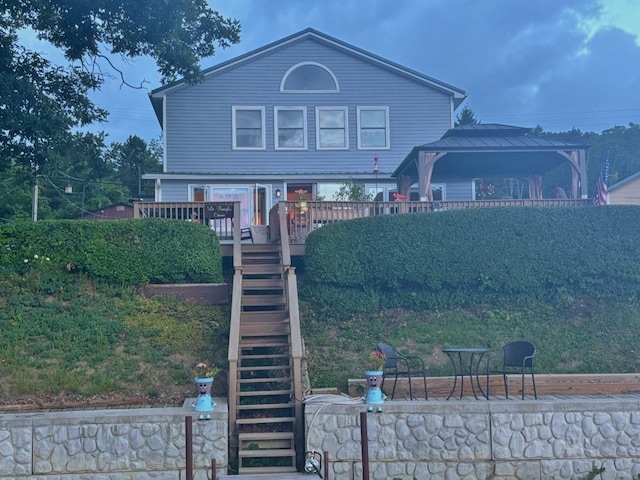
[1,268,639,406]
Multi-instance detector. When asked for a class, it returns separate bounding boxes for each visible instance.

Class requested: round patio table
[442,347,490,400]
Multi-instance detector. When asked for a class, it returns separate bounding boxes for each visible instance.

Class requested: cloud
[79,0,640,141]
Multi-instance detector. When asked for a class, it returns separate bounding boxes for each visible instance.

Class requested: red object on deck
[392,193,407,200]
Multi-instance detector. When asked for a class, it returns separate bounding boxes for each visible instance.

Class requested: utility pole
[32,178,39,221]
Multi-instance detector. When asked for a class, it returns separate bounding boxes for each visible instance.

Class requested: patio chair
[377,342,428,400]
[485,341,537,400]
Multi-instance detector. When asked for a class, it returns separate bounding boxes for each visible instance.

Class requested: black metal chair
[377,342,428,400]
[485,341,537,399]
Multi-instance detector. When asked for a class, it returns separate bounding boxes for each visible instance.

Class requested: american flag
[593,153,609,206]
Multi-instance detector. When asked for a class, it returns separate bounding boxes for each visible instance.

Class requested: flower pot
[364,370,385,405]
[194,377,216,412]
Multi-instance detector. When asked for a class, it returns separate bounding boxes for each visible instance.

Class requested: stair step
[232,469,300,478]
[239,353,290,360]
[243,278,284,290]
[239,431,294,441]
[239,448,296,458]
[242,244,281,253]
[240,337,289,348]
[238,364,290,372]
[238,377,293,384]
[240,338,290,348]
[242,265,284,275]
[241,311,289,322]
[242,254,281,263]
[242,294,286,306]
[236,416,295,425]
[236,466,298,475]
[237,389,291,397]
[237,402,294,410]
[241,324,290,337]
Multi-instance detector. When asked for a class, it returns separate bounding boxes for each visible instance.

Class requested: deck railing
[135,199,592,244]
[282,198,592,242]
[133,201,240,241]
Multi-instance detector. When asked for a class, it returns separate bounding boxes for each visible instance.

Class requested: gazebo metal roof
[392,124,590,199]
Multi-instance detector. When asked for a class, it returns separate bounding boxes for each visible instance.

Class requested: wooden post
[324,451,330,480]
[185,416,193,480]
[211,459,217,480]
[360,411,369,480]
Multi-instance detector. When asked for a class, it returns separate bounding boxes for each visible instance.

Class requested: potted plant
[193,362,219,413]
[364,351,386,405]
[365,351,386,374]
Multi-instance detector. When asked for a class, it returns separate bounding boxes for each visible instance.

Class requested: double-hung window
[316,107,348,150]
[357,106,390,149]
[275,107,307,150]
[232,106,265,149]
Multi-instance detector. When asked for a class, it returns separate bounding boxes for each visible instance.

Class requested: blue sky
[85,0,640,144]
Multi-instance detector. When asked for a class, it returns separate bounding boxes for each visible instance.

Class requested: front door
[253,184,268,225]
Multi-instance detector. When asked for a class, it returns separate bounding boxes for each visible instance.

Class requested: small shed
[609,171,640,205]
[78,203,134,220]
[393,124,590,200]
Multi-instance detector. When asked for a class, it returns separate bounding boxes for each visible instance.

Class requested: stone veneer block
[0,398,227,478]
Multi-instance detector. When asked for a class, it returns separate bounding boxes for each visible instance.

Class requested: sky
[85,0,640,145]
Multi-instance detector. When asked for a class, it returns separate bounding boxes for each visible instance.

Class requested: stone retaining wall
[4,395,640,479]
[304,396,640,480]
[0,399,227,479]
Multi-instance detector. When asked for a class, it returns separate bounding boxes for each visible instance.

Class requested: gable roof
[609,170,640,192]
[149,28,467,123]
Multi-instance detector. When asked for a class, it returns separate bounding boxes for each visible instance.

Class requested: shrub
[304,206,640,314]
[0,218,223,285]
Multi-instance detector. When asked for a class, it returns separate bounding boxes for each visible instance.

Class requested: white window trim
[315,106,349,150]
[357,106,390,150]
[274,106,307,150]
[232,106,266,150]
[280,61,339,93]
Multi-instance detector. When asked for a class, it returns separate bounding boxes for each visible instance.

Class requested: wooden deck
[348,373,640,400]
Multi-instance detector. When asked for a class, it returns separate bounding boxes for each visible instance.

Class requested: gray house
[146,28,467,228]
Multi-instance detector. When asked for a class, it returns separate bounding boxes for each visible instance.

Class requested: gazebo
[392,124,590,201]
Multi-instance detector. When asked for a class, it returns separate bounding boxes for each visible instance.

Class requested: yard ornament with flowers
[364,351,386,406]
[193,362,219,413]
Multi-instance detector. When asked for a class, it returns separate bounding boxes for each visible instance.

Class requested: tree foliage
[455,104,480,126]
[107,135,162,198]
[0,0,240,177]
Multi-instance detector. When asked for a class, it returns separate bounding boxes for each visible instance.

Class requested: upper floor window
[274,107,307,150]
[281,62,338,92]
[316,107,348,150]
[232,106,265,149]
[357,107,390,149]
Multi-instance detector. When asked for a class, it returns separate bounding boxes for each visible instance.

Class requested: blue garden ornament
[364,370,386,405]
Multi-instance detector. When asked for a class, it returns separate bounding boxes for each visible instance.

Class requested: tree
[333,179,373,201]
[455,105,480,126]
[107,135,162,197]
[0,1,240,180]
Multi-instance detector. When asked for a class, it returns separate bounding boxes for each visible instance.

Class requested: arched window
[281,62,338,92]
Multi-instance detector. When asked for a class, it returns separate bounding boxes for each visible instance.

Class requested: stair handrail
[227,201,243,443]
[232,201,242,268]
[279,201,304,468]
[278,201,291,268]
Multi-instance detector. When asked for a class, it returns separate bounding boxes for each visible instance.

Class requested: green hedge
[303,206,640,315]
[0,219,223,285]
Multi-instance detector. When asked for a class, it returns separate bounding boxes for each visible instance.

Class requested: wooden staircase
[228,207,304,476]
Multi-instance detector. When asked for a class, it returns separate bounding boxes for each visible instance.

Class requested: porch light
[275,189,281,198]
[373,155,380,174]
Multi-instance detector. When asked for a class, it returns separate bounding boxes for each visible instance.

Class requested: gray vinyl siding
[163,38,452,176]
[438,180,474,201]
